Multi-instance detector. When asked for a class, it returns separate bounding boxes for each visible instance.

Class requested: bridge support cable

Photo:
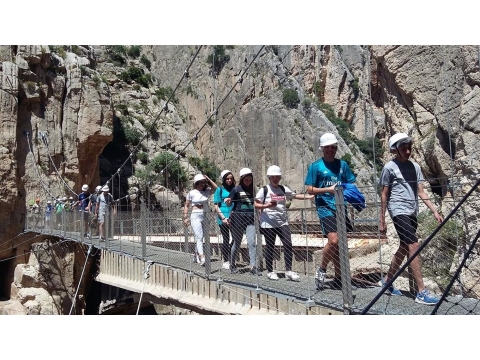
[136,260,153,315]
[145,45,266,188]
[430,228,480,315]
[69,244,93,315]
[39,131,78,198]
[360,177,480,314]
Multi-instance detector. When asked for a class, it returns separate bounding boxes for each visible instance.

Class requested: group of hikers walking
[183,132,444,305]
[29,184,116,241]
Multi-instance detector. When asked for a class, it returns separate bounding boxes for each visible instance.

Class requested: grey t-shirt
[380,159,424,217]
[97,193,114,214]
[255,184,295,228]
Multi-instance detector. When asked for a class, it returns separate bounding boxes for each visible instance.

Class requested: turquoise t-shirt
[213,187,233,225]
[304,158,356,218]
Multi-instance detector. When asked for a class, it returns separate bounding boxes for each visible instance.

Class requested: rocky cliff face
[1,45,479,312]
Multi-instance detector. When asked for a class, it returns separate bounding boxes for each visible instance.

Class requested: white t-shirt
[255,184,295,228]
[186,189,211,213]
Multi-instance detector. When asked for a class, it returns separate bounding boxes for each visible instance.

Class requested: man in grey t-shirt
[95,185,117,241]
[379,133,444,305]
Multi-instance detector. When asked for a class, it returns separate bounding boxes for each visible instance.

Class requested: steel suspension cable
[69,244,93,315]
[145,46,266,189]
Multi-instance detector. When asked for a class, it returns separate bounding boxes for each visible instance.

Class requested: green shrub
[120,66,152,88]
[140,55,151,70]
[282,89,300,109]
[124,126,142,146]
[188,157,220,182]
[318,103,353,144]
[313,81,324,98]
[137,151,148,164]
[155,87,177,103]
[207,45,230,74]
[341,153,355,171]
[355,137,384,172]
[127,45,141,58]
[105,45,127,65]
[149,153,188,189]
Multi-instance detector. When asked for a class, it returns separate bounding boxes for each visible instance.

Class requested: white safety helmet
[193,174,206,184]
[81,184,89,192]
[267,165,282,176]
[388,133,411,150]
[69,197,73,200]
[319,133,338,148]
[220,170,232,179]
[95,185,102,193]
[239,168,253,178]
[47,200,52,204]
[102,185,109,192]
[62,197,67,201]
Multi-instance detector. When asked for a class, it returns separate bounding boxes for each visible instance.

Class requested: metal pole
[334,185,353,315]
[204,211,211,277]
[141,202,147,261]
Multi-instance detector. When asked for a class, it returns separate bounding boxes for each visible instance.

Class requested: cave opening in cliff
[0,258,12,300]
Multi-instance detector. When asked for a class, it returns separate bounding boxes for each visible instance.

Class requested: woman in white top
[183,173,217,265]
[254,165,314,281]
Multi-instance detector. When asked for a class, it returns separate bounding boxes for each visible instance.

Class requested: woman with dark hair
[183,173,217,265]
[225,168,261,275]
[213,170,236,270]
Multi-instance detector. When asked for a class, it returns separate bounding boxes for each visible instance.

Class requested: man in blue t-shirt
[78,184,91,238]
[304,133,356,290]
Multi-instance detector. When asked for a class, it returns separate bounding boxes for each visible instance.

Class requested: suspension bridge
[4,45,480,315]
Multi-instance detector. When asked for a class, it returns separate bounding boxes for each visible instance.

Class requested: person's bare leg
[321,232,339,275]
[386,242,408,281]
[408,242,425,292]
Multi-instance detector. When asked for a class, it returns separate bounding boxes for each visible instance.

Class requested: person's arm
[293,193,314,200]
[112,198,117,214]
[379,186,389,233]
[183,199,190,225]
[254,198,277,210]
[204,174,218,191]
[95,198,99,217]
[306,184,335,195]
[418,183,444,223]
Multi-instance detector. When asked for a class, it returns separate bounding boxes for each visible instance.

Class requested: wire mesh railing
[24,178,480,314]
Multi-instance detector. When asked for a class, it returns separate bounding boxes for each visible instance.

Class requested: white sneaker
[267,272,279,280]
[200,255,205,266]
[285,271,300,281]
[222,261,230,270]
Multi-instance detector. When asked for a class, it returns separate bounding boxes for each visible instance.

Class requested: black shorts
[392,214,418,244]
[320,215,353,235]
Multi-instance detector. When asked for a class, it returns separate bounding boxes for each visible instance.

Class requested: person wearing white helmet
[304,132,356,290]
[254,165,314,281]
[213,170,236,270]
[87,185,102,237]
[95,185,117,241]
[78,184,91,238]
[224,168,260,275]
[379,133,444,305]
[183,173,217,265]
[45,200,53,230]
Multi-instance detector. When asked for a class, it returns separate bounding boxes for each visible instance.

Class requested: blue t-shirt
[79,192,90,211]
[304,158,356,218]
[213,187,233,225]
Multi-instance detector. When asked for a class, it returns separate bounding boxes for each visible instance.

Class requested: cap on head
[267,165,282,176]
[62,197,67,201]
[388,133,411,151]
[69,197,73,200]
[239,168,253,179]
[82,184,89,192]
[319,133,338,148]
[220,170,231,180]
[47,200,51,204]
[193,174,206,184]
[102,186,109,192]
[95,185,102,192]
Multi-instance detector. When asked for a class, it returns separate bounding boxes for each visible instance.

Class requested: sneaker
[267,272,279,280]
[222,261,230,270]
[83,232,88,238]
[415,289,439,305]
[250,266,262,276]
[87,233,91,239]
[285,271,300,281]
[230,266,239,274]
[100,236,105,242]
[193,254,200,263]
[200,256,205,266]
[379,278,402,296]
[315,268,326,290]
